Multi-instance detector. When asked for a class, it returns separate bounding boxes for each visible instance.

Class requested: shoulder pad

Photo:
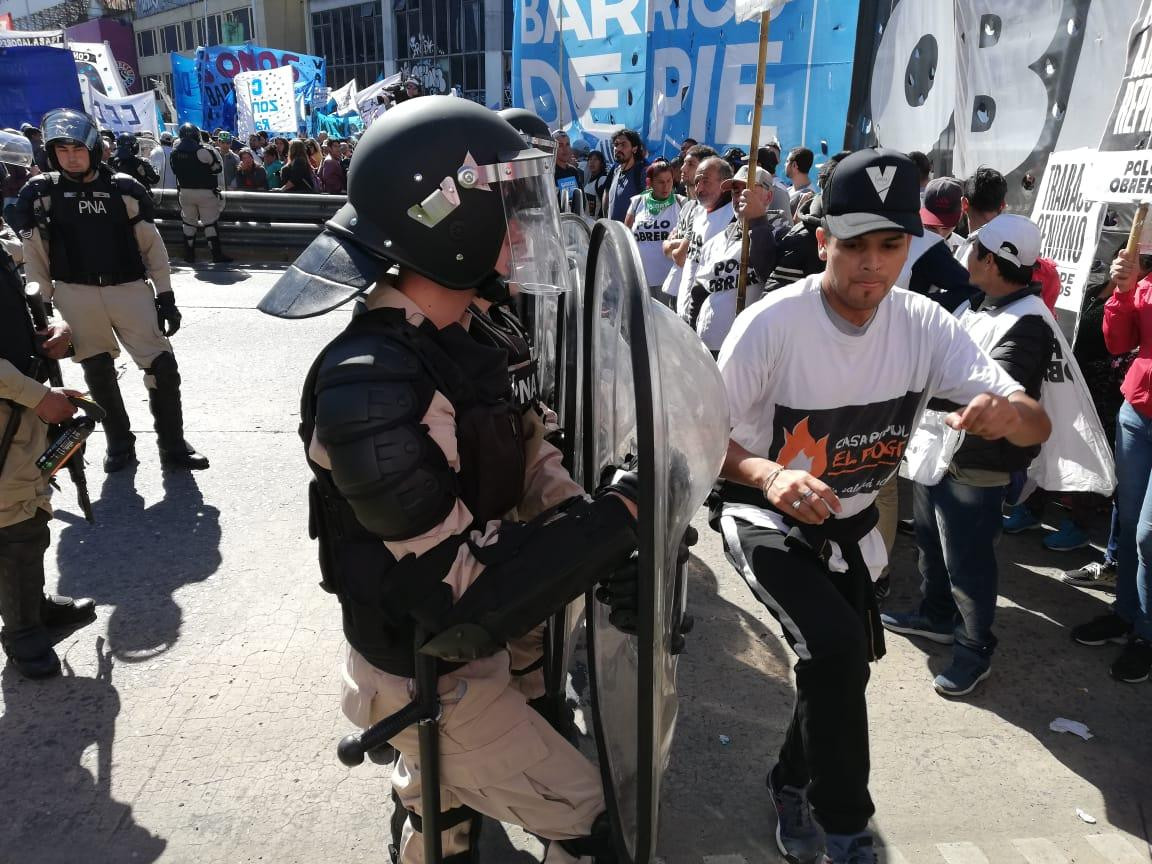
[314,327,457,541]
[111,172,148,200]
[20,174,55,199]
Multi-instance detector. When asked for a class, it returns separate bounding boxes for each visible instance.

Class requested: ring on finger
[791,499,803,510]
[800,488,815,499]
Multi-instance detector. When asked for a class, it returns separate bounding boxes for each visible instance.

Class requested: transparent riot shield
[581,220,730,864]
[541,212,593,721]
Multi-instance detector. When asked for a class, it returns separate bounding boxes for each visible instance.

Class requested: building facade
[308,0,513,108]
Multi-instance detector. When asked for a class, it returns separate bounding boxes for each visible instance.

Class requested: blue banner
[512,0,860,159]
[0,46,83,129]
[181,43,325,135]
[171,52,203,127]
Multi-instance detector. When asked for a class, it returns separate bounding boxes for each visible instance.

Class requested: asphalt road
[0,264,1148,864]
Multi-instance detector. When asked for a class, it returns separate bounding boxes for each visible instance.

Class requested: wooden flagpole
[735,10,772,314]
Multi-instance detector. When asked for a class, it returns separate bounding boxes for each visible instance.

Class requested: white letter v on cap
[866,166,895,203]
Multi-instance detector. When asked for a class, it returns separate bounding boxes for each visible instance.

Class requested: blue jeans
[1105,500,1120,568]
[1114,401,1152,641]
[914,475,1007,661]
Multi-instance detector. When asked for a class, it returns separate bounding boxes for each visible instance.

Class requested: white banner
[329,78,358,116]
[0,28,64,47]
[356,75,399,128]
[733,0,793,24]
[72,41,127,99]
[235,65,297,138]
[1029,149,1106,339]
[89,90,159,139]
[1085,149,1152,203]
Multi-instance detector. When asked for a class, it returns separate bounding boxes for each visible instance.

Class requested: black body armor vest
[468,301,541,416]
[170,144,218,189]
[301,308,527,676]
[0,249,39,379]
[46,171,146,285]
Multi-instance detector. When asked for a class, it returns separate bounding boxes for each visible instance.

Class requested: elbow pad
[419,495,637,662]
[314,329,458,540]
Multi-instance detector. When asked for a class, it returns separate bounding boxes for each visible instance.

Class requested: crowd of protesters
[555,124,1147,693]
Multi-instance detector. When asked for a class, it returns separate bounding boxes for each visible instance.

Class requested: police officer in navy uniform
[110,132,160,191]
[5,109,209,474]
[169,122,231,264]
[260,96,639,863]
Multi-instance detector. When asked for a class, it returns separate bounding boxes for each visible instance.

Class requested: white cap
[978,213,1042,267]
[722,164,772,191]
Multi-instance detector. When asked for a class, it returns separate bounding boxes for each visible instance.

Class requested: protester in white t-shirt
[660,156,734,309]
[686,164,778,351]
[624,160,685,301]
[711,149,1051,864]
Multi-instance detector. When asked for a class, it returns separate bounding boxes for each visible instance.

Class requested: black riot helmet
[498,107,556,153]
[115,131,139,158]
[41,109,102,176]
[259,96,571,318]
[178,122,201,142]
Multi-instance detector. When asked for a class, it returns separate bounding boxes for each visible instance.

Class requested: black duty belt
[67,273,144,287]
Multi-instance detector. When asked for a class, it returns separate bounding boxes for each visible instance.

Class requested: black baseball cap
[822,148,923,239]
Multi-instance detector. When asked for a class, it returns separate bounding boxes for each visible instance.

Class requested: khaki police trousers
[178,188,223,238]
[52,280,172,369]
[0,400,51,530]
[342,647,604,863]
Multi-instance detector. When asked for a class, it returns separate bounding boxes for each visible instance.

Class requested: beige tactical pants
[178,188,224,238]
[52,280,172,369]
[342,647,604,863]
[0,400,51,530]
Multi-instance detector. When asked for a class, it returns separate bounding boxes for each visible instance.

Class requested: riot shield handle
[335,630,444,862]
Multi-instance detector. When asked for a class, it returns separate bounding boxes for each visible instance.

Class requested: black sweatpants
[718,514,875,835]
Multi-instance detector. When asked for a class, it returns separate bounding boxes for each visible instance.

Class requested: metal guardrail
[151,188,346,222]
[152,188,346,261]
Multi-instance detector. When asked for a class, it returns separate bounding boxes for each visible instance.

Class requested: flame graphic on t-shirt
[776,417,829,477]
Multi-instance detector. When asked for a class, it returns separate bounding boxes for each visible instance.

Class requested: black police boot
[146,352,209,470]
[80,353,136,473]
[0,521,61,680]
[182,236,196,264]
[41,594,97,638]
[208,235,233,264]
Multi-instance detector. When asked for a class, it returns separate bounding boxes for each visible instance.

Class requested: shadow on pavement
[883,511,1152,848]
[657,551,795,862]
[0,638,166,864]
[54,468,222,661]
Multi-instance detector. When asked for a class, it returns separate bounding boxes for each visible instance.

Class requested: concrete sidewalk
[1,264,1148,864]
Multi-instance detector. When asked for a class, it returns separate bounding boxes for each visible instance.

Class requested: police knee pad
[144,351,180,389]
[202,219,219,238]
[558,812,617,862]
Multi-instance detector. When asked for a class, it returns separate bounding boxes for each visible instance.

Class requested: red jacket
[1104,277,1152,418]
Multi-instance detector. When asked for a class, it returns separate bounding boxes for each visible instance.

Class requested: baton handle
[736,10,772,315]
[1127,203,1149,256]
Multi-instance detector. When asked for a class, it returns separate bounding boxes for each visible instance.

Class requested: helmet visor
[42,110,100,150]
[0,130,33,168]
[493,151,570,295]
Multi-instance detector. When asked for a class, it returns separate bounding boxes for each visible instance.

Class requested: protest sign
[89,89,159,139]
[1029,149,1106,340]
[72,41,127,98]
[196,44,324,134]
[235,65,297,137]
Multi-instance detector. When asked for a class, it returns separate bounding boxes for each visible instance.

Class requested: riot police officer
[110,132,160,190]
[169,122,231,264]
[5,109,209,474]
[0,129,97,679]
[260,96,638,863]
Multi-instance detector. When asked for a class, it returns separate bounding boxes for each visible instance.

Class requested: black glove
[596,551,639,635]
[598,466,638,507]
[155,292,182,337]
